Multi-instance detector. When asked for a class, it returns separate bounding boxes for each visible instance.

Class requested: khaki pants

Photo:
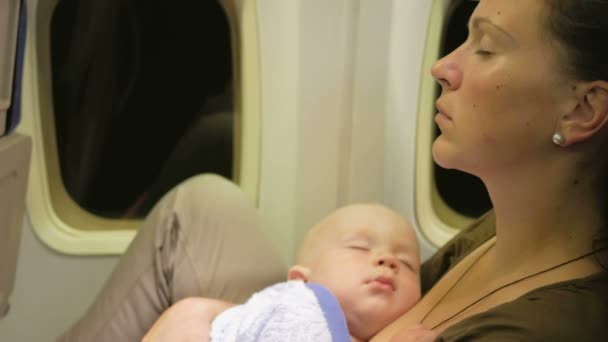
[57,175,286,342]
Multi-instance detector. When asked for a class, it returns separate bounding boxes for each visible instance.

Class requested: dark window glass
[51,0,234,218]
[433,0,492,218]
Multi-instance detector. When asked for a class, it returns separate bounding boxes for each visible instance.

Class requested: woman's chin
[431,140,456,169]
[432,145,480,178]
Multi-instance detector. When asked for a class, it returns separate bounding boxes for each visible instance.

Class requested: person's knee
[179,174,234,193]
[174,174,247,207]
[169,173,257,229]
[139,174,244,237]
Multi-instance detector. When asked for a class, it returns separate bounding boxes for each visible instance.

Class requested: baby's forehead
[304,204,416,248]
[322,221,413,246]
[334,225,413,244]
[330,204,399,222]
[327,206,410,232]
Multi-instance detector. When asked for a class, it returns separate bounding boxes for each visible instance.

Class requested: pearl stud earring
[552,133,565,146]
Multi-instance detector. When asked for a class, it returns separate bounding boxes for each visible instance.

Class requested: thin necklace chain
[420,241,608,330]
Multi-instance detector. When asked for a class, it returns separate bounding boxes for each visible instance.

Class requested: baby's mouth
[368,276,395,292]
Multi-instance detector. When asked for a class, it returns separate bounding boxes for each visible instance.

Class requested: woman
[59,0,608,341]
[378,0,608,339]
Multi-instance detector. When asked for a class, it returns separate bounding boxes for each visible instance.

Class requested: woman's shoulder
[439,271,608,341]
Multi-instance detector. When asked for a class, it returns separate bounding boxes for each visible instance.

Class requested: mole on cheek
[496,84,504,90]
[473,104,478,109]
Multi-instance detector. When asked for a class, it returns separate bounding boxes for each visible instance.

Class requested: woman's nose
[431,51,462,91]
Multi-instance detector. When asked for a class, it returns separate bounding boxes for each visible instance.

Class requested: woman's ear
[287,265,311,282]
[560,81,608,145]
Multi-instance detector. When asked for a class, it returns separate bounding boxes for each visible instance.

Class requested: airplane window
[433,0,492,218]
[50,0,234,218]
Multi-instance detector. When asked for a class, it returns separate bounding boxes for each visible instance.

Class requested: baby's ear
[287,265,311,282]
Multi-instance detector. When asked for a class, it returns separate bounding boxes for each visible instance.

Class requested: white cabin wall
[0,218,118,341]
[0,0,120,339]
[293,0,359,260]
[257,0,361,263]
[343,0,393,202]
[384,1,436,260]
[257,0,300,264]
[257,0,437,264]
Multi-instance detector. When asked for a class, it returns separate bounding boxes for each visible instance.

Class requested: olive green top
[421,211,608,341]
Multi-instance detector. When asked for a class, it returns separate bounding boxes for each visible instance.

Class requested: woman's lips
[435,101,453,121]
[435,112,452,123]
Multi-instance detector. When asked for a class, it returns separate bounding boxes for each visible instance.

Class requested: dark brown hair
[545,0,608,265]
[545,0,608,81]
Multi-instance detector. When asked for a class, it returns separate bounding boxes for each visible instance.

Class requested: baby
[210,203,421,342]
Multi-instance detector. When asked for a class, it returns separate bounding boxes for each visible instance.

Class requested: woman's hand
[141,297,234,342]
[389,324,439,342]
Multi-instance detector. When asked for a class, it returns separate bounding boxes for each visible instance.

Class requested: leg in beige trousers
[57,174,286,342]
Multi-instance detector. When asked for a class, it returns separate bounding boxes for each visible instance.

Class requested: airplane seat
[0,0,32,320]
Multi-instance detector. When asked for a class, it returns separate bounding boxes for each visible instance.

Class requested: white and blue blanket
[210,280,351,342]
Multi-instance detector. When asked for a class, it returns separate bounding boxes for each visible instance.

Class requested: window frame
[19,0,261,255]
[415,0,478,248]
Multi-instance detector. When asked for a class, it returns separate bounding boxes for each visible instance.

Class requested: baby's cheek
[399,278,422,311]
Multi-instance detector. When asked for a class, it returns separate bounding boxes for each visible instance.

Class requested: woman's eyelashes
[474,38,495,57]
[475,49,493,56]
[466,31,496,58]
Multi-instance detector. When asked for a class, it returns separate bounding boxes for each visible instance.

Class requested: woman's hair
[544,0,608,81]
[544,0,608,267]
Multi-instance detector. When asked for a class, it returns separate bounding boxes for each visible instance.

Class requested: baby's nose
[376,255,398,270]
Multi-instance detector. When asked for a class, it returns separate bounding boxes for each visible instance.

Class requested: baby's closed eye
[398,258,416,272]
[347,244,370,251]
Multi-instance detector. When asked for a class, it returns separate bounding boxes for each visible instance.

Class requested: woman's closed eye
[472,34,496,58]
[475,49,493,57]
[474,41,494,57]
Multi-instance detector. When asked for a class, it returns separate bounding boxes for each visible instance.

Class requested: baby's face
[306,205,421,340]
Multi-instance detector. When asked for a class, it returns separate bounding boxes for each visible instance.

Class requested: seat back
[0,0,19,134]
[0,0,32,319]
[2,0,26,135]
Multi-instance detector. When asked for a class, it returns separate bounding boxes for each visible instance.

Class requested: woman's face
[431,0,576,177]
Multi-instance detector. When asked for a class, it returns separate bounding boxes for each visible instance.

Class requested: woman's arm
[141,297,235,342]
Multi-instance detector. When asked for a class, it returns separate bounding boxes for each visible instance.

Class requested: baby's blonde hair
[296,218,330,267]
[295,203,415,266]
